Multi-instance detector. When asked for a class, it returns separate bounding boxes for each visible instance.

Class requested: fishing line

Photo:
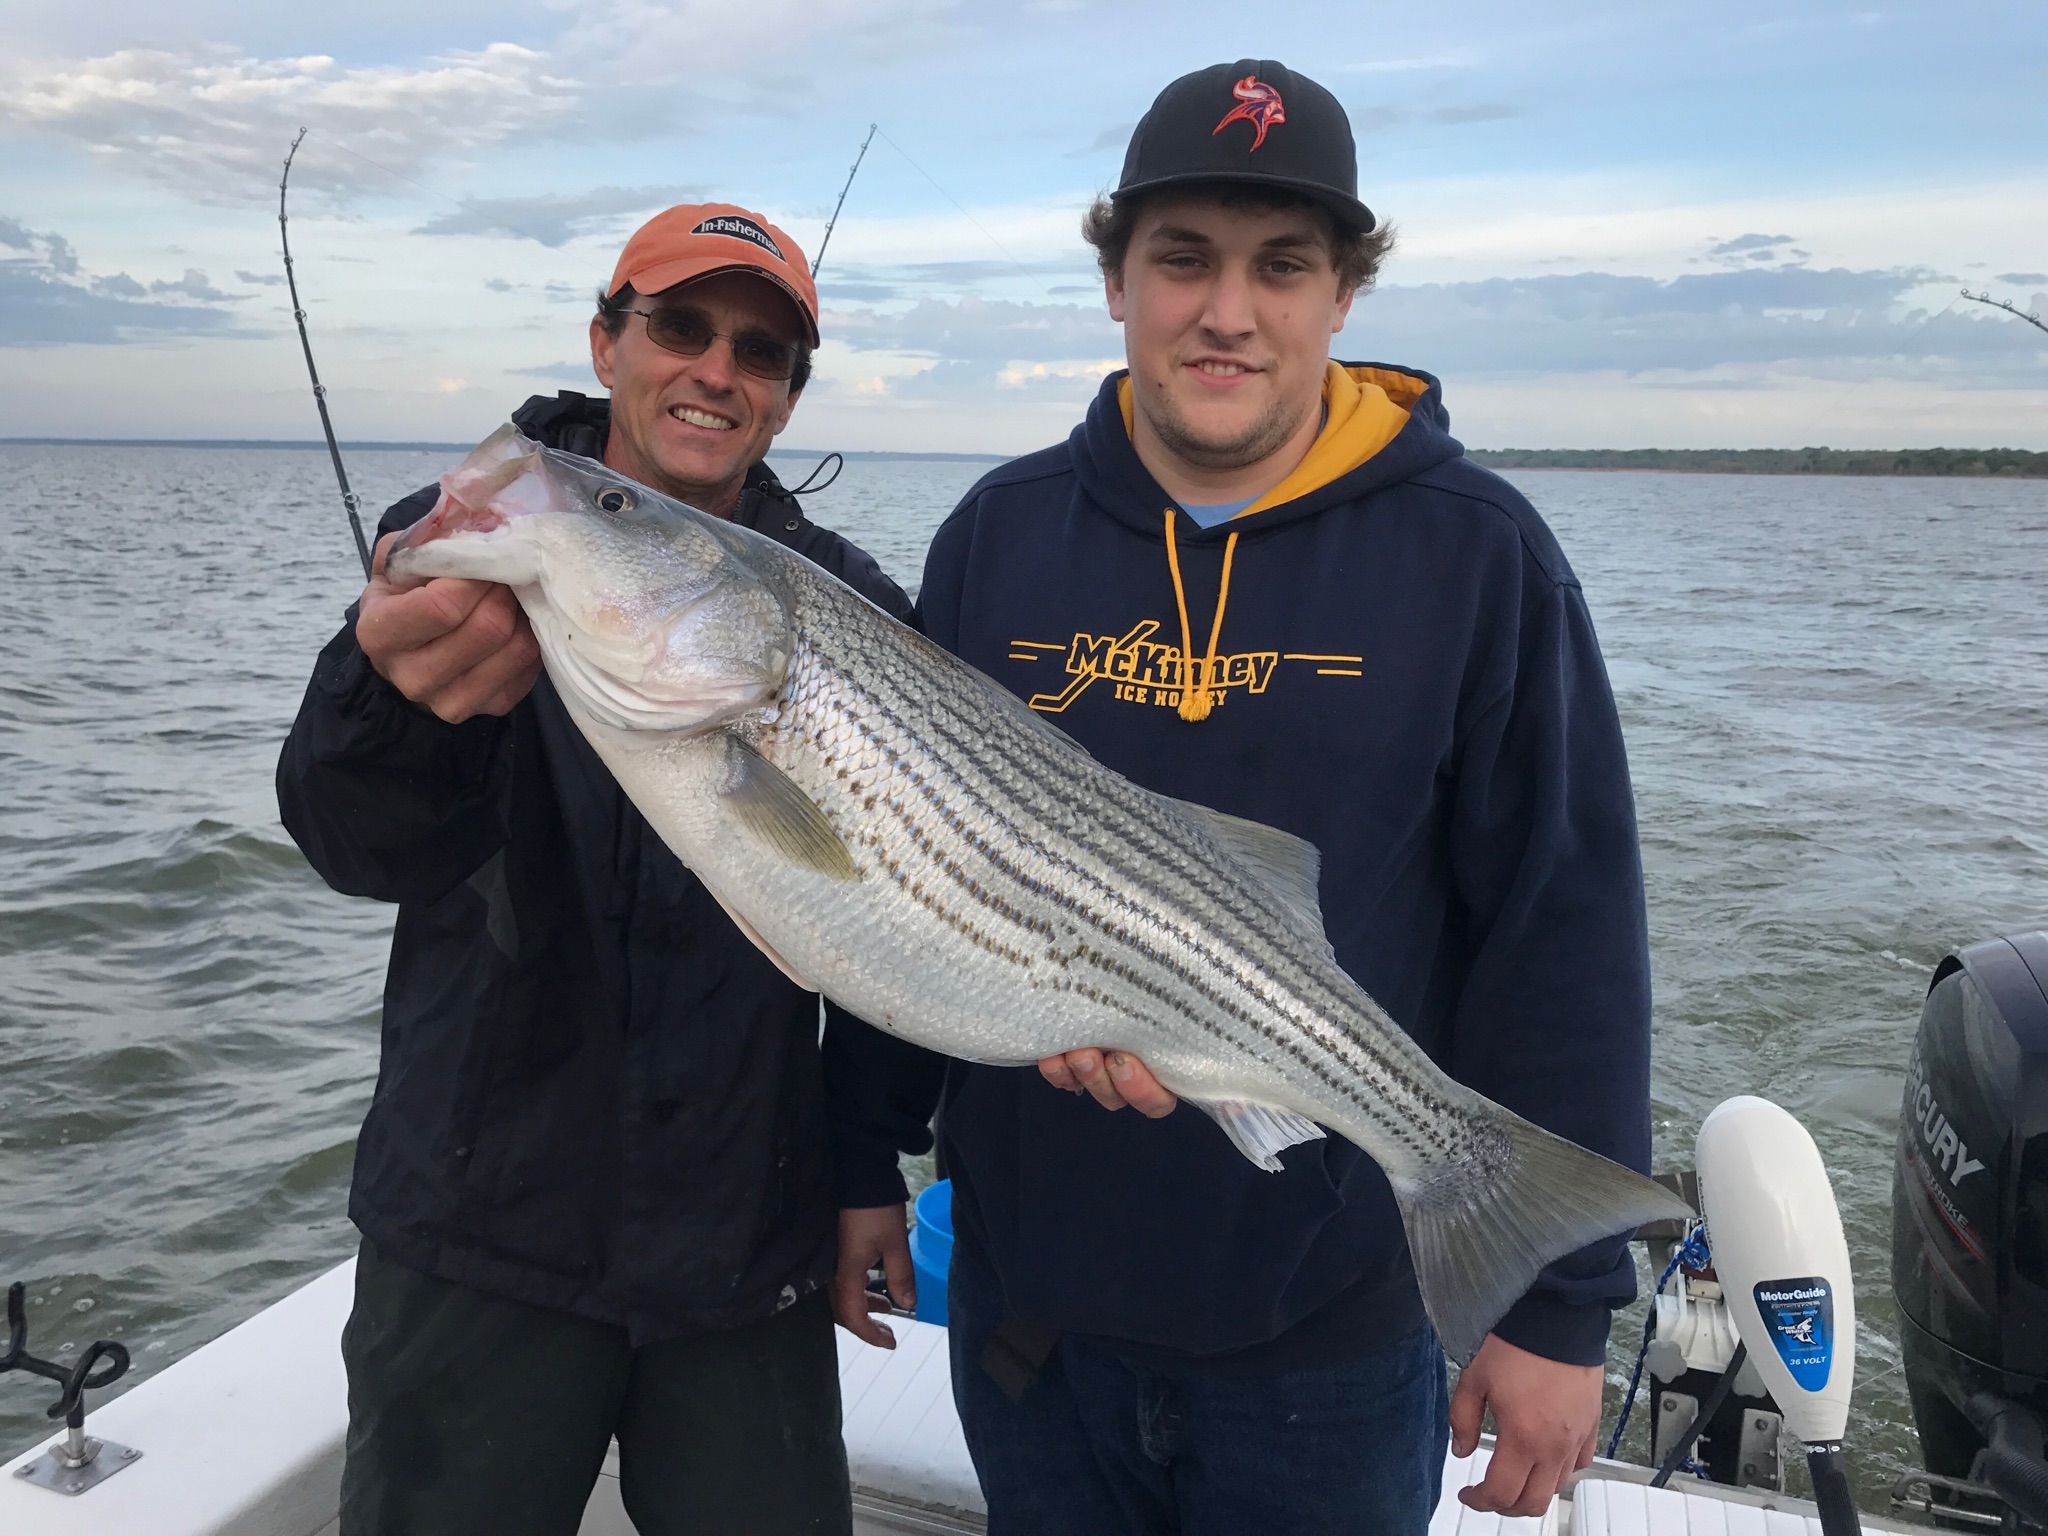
[873,126,1057,298]
[1886,294,1962,359]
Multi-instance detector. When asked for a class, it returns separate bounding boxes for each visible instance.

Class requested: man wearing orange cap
[278,204,920,1535]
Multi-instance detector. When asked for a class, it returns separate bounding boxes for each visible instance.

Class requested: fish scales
[385,425,1693,1363]
[752,564,1479,1174]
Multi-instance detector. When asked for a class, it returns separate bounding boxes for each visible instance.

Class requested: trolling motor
[1891,931,2048,1531]
[1609,1095,1860,1529]
[0,1280,140,1495]
[1696,1097,1862,1532]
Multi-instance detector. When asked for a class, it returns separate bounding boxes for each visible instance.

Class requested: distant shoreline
[1469,447,2048,478]
[0,438,1010,464]
[3,439,2043,477]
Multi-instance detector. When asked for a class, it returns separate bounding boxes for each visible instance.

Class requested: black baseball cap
[1115,60,1374,234]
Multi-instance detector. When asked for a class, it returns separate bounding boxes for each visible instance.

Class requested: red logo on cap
[1213,75,1285,152]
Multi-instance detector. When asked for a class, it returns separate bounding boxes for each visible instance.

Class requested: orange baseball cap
[608,202,820,346]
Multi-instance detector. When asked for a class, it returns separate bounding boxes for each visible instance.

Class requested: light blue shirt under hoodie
[1178,496,1258,528]
[1178,406,1331,527]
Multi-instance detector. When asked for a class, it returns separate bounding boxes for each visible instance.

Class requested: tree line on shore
[1468,447,2047,477]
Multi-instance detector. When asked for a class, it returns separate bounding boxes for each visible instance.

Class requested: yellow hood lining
[1116,362,1417,519]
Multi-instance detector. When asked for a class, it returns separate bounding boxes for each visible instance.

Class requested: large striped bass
[389,425,1689,1364]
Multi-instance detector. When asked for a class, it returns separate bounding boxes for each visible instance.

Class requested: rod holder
[3,1281,142,1495]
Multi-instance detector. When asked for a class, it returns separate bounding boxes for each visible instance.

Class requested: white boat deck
[0,1259,1912,1535]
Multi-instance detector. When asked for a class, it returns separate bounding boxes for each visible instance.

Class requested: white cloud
[1,220,248,346]
[827,295,1118,364]
[796,200,1097,280]
[1343,264,2048,384]
[1450,372,2048,451]
[0,44,577,202]
[150,267,234,301]
[414,184,702,247]
[1373,174,2048,287]
[996,358,1122,387]
[0,212,77,274]
[553,0,957,86]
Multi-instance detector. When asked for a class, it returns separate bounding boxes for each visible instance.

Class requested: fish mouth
[389,424,543,570]
[390,492,506,559]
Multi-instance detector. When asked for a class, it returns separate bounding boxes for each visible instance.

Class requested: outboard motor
[1894,931,2048,1525]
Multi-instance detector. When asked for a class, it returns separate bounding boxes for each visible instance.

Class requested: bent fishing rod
[1961,287,2048,337]
[811,123,875,283]
[279,129,373,579]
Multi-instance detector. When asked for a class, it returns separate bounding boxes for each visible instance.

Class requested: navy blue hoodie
[903,364,1653,1370]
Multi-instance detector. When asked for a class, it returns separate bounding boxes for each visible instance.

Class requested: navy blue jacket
[277,393,926,1343]
[906,367,1653,1369]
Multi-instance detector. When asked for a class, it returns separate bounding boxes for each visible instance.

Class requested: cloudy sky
[3,0,2044,451]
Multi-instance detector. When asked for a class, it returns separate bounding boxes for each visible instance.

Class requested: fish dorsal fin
[721,738,858,881]
[1179,802,1328,941]
[1191,1098,1327,1172]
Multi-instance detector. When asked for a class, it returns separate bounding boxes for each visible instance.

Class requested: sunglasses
[625,306,802,382]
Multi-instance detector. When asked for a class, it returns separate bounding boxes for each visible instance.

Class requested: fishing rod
[278,129,373,580]
[771,123,876,501]
[1961,287,2048,337]
[810,123,876,283]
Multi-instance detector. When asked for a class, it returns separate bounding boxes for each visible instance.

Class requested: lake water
[2,443,2044,1513]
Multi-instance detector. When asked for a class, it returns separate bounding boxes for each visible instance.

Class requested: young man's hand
[1449,1333,1599,1517]
[1037,1048,1177,1117]
[834,1204,915,1349]
[357,531,541,722]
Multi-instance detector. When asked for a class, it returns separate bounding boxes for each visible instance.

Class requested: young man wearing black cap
[836,62,1656,1531]
[281,204,919,1536]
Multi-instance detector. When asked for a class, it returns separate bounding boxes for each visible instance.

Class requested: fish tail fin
[1394,1114,1692,1367]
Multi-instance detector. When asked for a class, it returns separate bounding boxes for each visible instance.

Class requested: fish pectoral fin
[1193,1098,1327,1172]
[720,738,858,881]
[1176,803,1332,953]
[701,881,819,992]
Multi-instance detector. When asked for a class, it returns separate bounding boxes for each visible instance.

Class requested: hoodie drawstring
[1163,509,1240,723]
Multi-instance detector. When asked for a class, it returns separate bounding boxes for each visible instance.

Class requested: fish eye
[596,487,636,514]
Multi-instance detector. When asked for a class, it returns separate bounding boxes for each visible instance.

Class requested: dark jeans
[338,1239,852,1536]
[948,1234,1448,1536]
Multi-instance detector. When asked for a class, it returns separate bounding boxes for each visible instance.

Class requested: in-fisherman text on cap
[609,203,821,346]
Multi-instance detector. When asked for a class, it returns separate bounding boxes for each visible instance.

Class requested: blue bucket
[909,1179,953,1326]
